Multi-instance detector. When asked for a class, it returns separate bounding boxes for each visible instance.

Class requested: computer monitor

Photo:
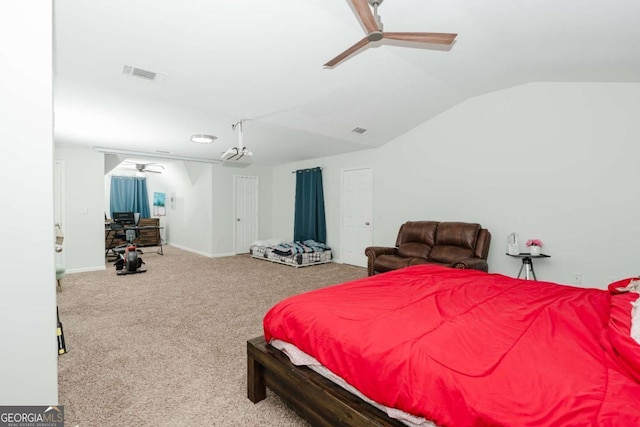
[112,211,136,225]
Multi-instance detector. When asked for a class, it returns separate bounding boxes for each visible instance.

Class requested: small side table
[506,253,550,280]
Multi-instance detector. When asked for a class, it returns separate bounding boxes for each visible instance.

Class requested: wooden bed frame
[247,336,405,427]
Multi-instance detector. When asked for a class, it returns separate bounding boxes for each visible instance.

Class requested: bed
[249,239,333,268]
[247,264,640,426]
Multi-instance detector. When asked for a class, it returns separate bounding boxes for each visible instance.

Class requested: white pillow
[266,238,285,246]
[251,238,286,247]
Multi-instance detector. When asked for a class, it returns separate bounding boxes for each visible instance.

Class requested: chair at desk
[114,228,138,248]
[110,212,141,257]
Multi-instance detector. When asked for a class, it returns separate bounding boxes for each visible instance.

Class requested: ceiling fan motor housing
[368,31,383,42]
[368,0,383,38]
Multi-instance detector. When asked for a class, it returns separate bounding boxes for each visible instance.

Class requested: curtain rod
[291,167,323,174]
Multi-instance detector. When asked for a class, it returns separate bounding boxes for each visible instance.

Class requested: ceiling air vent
[122,65,164,81]
[351,127,368,134]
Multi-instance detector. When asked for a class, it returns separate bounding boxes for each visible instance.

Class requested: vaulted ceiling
[53,0,640,165]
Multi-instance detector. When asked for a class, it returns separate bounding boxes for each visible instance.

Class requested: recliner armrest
[452,258,488,272]
[364,246,398,276]
[365,246,398,258]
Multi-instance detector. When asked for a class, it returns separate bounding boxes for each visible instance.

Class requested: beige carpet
[57,245,367,426]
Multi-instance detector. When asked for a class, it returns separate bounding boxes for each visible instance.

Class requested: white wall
[55,145,106,272]
[273,83,640,289]
[161,161,215,255]
[0,2,58,404]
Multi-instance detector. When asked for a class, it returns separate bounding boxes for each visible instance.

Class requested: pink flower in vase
[526,239,543,256]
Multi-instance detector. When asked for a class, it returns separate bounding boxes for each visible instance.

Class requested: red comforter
[263,265,640,426]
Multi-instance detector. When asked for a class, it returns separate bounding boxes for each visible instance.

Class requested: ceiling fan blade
[144,170,161,173]
[383,32,457,45]
[349,0,379,33]
[324,37,371,68]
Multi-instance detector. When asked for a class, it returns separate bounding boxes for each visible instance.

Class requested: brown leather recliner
[365,221,491,276]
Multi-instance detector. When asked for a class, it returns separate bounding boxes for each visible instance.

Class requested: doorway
[234,175,259,254]
[341,167,373,267]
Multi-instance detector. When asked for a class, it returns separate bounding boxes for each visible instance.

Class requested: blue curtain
[293,167,327,243]
[110,176,151,218]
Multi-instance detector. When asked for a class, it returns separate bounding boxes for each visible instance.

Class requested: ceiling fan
[324,0,457,67]
[123,161,165,174]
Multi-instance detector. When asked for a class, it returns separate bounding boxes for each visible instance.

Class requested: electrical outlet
[572,273,582,285]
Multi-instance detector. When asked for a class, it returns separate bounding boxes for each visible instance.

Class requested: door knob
[365,222,370,225]
[237,218,240,221]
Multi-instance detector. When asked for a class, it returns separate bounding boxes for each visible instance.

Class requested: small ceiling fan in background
[325,0,457,67]
[123,161,165,174]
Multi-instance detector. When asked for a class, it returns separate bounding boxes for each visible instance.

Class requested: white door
[234,175,259,254]
[341,167,372,267]
[53,160,65,266]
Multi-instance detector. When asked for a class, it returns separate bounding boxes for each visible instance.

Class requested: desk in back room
[105,217,164,259]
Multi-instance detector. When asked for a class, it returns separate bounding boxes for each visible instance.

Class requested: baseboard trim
[166,243,240,259]
[166,243,214,258]
[66,265,107,274]
[212,252,236,258]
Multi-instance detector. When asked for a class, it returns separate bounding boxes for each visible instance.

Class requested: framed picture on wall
[153,192,166,216]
